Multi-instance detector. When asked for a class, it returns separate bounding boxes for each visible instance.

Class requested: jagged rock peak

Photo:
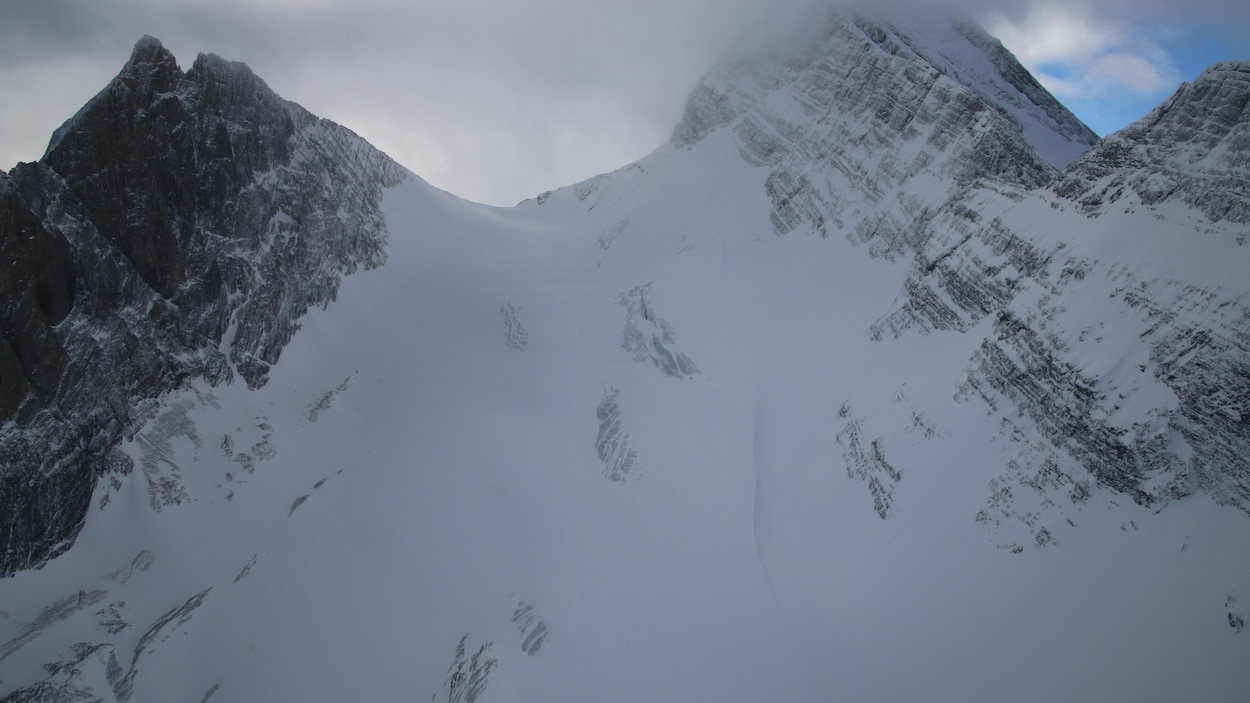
[44,36,295,300]
[1,35,407,576]
[187,50,290,117]
[47,37,284,161]
[1054,59,1250,223]
[129,34,176,66]
[47,36,181,156]
[125,35,262,89]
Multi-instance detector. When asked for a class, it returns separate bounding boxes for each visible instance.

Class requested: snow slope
[2,11,1249,703]
[3,135,1248,703]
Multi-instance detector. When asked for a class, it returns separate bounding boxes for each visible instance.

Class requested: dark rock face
[0,36,407,576]
[0,180,76,422]
[1054,61,1250,223]
[978,66,1250,513]
[965,311,1149,500]
[44,36,197,300]
[868,205,1052,340]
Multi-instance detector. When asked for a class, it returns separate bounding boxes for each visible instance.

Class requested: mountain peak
[1,36,406,576]
[658,8,1084,251]
[187,49,281,113]
[671,9,1094,175]
[1145,60,1250,140]
[1054,58,1250,223]
[851,11,1098,168]
[128,34,175,67]
[1195,58,1250,79]
[118,34,183,105]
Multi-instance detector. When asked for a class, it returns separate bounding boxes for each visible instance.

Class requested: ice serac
[0,36,407,575]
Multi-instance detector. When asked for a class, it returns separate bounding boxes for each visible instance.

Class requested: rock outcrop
[0,37,407,575]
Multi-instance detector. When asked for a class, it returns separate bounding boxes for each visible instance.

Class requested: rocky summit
[1,9,1248,703]
[1,36,405,575]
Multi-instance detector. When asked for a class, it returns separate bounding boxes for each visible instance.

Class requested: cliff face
[0,37,407,575]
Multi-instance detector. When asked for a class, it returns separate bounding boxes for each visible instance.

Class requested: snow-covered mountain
[2,8,1248,702]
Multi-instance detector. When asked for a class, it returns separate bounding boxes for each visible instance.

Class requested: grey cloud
[1,0,1245,204]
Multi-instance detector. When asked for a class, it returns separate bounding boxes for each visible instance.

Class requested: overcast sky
[1,0,1245,205]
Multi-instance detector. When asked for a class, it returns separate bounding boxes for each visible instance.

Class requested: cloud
[1,0,1246,202]
[4,0,800,202]
[1088,51,1175,94]
[2,0,808,204]
[984,3,1180,99]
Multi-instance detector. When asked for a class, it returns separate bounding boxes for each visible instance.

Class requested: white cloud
[985,2,1180,99]
[1088,51,1173,94]
[0,57,116,169]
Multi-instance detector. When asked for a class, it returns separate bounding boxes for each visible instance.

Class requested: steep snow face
[2,18,1250,703]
